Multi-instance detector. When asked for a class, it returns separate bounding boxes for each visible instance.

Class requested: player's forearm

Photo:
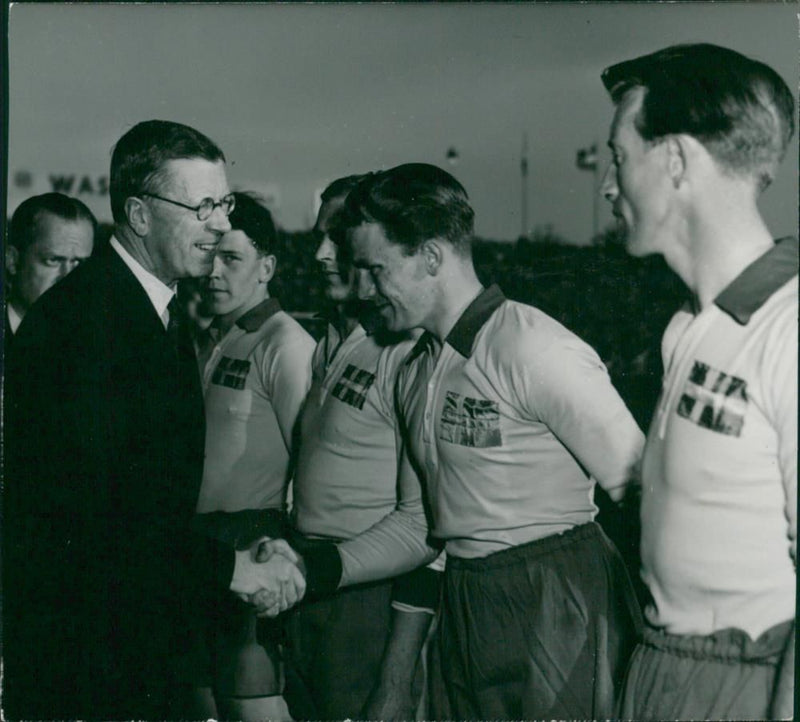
[337,507,438,587]
[287,514,438,605]
[361,607,435,721]
[378,608,434,687]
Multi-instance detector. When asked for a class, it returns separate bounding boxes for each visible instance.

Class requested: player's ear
[666,136,688,190]
[421,239,443,276]
[259,254,276,284]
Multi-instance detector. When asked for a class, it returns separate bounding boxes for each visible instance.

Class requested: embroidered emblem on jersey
[676,360,747,437]
[439,391,502,448]
[211,357,251,390]
[332,364,376,410]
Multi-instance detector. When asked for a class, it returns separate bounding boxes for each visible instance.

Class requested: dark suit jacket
[3,244,234,719]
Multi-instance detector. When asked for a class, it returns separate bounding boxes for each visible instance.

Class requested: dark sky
[7,2,798,244]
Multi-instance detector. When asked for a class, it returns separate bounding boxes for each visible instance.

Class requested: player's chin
[205,298,226,316]
[325,286,350,303]
[625,230,652,258]
[379,306,405,332]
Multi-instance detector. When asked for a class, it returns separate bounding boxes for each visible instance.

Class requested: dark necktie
[166,295,197,376]
[166,295,183,351]
[167,295,204,406]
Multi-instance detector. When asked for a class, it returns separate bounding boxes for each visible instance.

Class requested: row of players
[4,42,796,721]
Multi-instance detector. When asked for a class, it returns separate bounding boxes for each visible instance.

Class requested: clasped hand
[230,538,306,617]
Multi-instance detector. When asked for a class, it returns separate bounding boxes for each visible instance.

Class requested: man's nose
[315,237,335,263]
[356,269,376,301]
[601,163,618,203]
[207,204,232,233]
[209,254,224,278]
[57,260,76,279]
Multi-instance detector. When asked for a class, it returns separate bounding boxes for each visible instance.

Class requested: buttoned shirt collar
[715,237,798,325]
[235,297,282,332]
[110,236,175,325]
[7,303,22,334]
[444,284,506,357]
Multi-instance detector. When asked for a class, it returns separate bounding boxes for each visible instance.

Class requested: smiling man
[344,163,644,721]
[601,44,796,720]
[4,121,302,719]
[192,191,314,721]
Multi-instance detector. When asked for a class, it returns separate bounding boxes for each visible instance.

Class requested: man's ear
[5,245,19,277]
[260,254,276,284]
[666,136,688,189]
[125,197,150,236]
[421,239,443,275]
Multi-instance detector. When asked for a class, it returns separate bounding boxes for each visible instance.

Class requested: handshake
[229,538,307,618]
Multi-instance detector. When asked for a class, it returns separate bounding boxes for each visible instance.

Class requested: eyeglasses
[139,191,236,221]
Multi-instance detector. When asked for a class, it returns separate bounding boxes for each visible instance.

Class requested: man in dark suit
[2,120,304,720]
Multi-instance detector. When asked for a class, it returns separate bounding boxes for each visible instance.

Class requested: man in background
[3,120,302,720]
[193,191,314,721]
[602,43,796,720]
[5,192,95,340]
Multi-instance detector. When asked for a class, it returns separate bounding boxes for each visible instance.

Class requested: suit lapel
[99,245,168,338]
[97,245,203,401]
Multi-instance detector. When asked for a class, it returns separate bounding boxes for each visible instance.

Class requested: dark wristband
[392,565,442,610]
[301,542,343,597]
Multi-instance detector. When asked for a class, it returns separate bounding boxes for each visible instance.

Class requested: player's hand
[250,554,306,617]
[254,537,301,565]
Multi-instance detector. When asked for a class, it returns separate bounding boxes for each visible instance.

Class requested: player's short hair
[320,174,369,206]
[228,192,277,256]
[343,163,474,256]
[602,43,795,191]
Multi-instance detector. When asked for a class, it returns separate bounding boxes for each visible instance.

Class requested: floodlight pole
[593,160,599,241]
[521,132,529,238]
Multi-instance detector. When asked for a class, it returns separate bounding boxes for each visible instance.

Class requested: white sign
[8,170,283,225]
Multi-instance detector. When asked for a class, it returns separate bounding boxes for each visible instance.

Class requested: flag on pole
[576,144,598,171]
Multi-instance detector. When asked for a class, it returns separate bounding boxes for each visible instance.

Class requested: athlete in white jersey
[193,192,313,722]
[346,163,644,721]
[263,176,440,721]
[602,43,796,720]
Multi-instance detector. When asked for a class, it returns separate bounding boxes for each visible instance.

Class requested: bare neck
[668,194,774,311]
[329,299,362,337]
[215,289,270,336]
[429,263,484,343]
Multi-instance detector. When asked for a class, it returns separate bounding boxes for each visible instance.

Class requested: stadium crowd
[3,43,796,721]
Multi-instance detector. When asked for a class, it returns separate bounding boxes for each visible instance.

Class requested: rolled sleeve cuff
[391,601,436,615]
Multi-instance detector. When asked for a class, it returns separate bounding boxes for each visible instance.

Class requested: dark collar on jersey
[445,284,506,358]
[714,237,798,325]
[318,301,381,338]
[361,304,392,337]
[235,297,282,332]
